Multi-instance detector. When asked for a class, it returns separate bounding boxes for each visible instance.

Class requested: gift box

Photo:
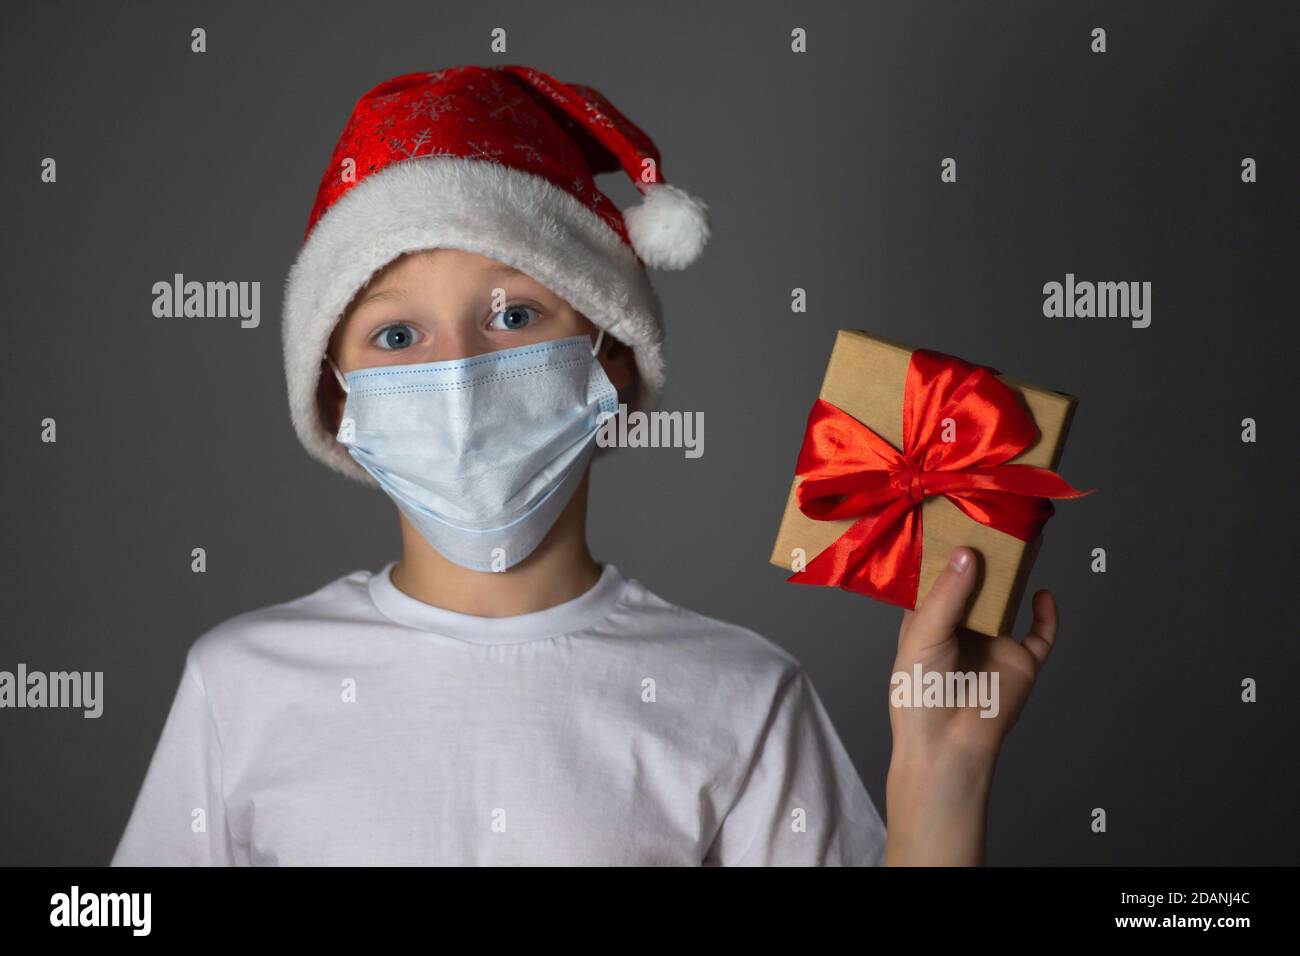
[769,330,1092,637]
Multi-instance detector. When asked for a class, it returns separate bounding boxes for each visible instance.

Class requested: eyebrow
[354,264,532,310]
[355,288,406,308]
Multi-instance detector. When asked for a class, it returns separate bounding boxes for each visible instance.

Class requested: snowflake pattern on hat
[305,65,639,245]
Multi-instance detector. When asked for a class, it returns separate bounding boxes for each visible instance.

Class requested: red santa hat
[282,64,710,482]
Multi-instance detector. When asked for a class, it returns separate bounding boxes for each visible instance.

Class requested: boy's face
[319,247,637,428]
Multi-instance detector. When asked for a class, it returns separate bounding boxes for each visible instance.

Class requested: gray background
[2,0,1296,865]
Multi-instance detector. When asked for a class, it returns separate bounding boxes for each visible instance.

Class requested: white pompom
[623,182,710,270]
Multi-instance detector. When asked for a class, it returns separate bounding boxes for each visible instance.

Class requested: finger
[1019,589,1058,669]
[899,546,977,655]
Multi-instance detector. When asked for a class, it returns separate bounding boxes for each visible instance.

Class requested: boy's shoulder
[615,574,803,685]
[184,567,375,678]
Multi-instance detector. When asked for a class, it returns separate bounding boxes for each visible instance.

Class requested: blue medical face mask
[330,333,618,572]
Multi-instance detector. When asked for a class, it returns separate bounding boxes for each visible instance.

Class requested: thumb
[899,546,977,655]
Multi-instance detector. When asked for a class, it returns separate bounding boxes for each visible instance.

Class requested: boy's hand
[882,545,1059,865]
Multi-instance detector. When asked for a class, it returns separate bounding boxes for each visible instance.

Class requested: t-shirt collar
[367,560,627,644]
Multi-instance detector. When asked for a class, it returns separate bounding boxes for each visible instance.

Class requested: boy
[111,65,1063,866]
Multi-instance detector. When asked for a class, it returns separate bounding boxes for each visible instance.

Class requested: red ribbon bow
[788,348,1094,608]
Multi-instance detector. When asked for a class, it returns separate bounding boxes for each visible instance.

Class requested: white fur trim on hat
[282,158,666,485]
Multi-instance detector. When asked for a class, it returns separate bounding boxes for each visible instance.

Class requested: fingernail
[948,547,971,573]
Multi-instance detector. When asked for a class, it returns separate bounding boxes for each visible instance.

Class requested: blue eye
[489,305,540,331]
[372,323,420,350]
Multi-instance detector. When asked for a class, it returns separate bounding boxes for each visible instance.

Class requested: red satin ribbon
[788,348,1094,608]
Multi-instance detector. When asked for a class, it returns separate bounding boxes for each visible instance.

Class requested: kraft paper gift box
[770,330,1087,638]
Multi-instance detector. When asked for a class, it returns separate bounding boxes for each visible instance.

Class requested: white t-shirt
[111,562,886,866]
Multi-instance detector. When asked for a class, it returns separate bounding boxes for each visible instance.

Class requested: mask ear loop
[326,354,350,394]
[590,327,606,357]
